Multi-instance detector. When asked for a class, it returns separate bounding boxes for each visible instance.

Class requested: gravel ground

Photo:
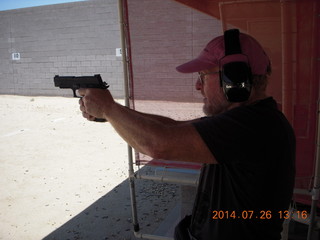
[0,95,203,240]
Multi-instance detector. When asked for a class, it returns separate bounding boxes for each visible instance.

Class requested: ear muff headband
[224,29,242,55]
[220,29,252,102]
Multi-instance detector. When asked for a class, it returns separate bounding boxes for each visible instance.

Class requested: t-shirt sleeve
[192,111,258,164]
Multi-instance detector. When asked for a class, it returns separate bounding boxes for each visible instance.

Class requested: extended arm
[78,89,217,164]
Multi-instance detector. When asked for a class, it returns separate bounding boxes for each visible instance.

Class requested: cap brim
[176,58,218,73]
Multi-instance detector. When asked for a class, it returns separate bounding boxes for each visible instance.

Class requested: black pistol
[54,74,109,122]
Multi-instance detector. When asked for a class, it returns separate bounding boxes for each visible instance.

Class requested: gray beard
[203,105,213,117]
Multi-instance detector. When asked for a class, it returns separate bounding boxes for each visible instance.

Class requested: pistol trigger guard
[72,89,77,98]
[72,88,81,98]
[103,82,109,89]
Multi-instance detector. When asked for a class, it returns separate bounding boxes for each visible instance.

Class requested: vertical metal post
[280,0,295,124]
[117,0,140,232]
[306,3,320,240]
[307,100,320,240]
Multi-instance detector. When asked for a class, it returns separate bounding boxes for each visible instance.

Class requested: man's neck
[226,91,269,111]
[246,89,269,105]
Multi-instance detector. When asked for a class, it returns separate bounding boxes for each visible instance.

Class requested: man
[78,29,295,240]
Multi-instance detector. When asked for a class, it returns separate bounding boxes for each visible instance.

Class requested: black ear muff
[220,29,252,102]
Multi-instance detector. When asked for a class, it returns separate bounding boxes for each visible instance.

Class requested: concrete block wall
[0,0,222,101]
[0,0,124,97]
[127,0,222,101]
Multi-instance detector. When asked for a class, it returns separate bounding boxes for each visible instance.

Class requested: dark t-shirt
[190,97,295,240]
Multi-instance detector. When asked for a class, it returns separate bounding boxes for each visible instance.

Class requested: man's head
[176,29,271,116]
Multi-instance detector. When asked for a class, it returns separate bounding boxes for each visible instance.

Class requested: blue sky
[0,0,86,11]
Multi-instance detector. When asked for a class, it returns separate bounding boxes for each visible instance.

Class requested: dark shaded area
[43,166,180,240]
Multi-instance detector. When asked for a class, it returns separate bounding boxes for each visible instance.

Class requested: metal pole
[134,232,174,240]
[280,0,295,124]
[118,0,140,232]
[306,2,320,239]
[307,100,320,240]
[135,173,199,186]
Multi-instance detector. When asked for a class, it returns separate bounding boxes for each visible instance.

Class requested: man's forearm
[127,108,193,125]
[105,102,174,157]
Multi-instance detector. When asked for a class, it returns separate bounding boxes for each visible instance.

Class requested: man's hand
[78,88,115,121]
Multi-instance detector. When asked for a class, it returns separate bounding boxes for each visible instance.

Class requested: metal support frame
[134,173,199,186]
[118,1,187,239]
[280,0,295,124]
[118,0,140,234]
[307,100,320,240]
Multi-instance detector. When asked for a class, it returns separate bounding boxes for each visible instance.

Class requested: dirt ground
[0,95,203,240]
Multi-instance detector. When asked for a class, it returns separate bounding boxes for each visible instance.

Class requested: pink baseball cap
[176,32,270,75]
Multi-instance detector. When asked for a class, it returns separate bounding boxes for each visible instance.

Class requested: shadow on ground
[42,166,180,240]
